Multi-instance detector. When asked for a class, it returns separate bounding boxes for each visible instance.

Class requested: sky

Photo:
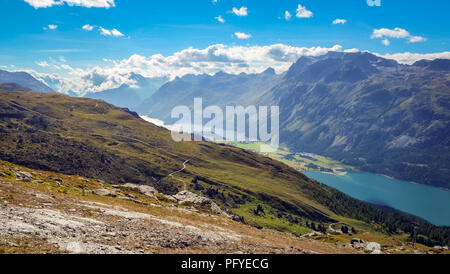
[0,0,449,95]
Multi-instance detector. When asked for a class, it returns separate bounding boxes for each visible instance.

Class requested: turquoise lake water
[304,172,450,226]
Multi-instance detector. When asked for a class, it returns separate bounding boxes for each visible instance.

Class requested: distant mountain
[140,52,450,189]
[263,52,450,189]
[0,69,53,92]
[413,58,450,71]
[137,68,283,122]
[0,83,31,92]
[85,73,168,110]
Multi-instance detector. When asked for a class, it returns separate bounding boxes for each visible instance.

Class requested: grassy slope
[0,90,448,245]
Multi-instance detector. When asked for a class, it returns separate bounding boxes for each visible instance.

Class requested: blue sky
[0,0,449,94]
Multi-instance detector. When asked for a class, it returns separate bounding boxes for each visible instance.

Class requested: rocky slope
[0,161,355,254]
[3,160,446,254]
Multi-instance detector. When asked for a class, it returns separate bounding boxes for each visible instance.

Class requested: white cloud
[332,19,347,25]
[111,28,124,37]
[25,44,345,95]
[25,44,450,96]
[372,28,410,39]
[24,0,115,9]
[83,24,123,37]
[371,27,426,44]
[82,24,94,31]
[382,39,390,46]
[376,51,450,65]
[344,48,359,53]
[36,61,50,67]
[231,6,248,16]
[44,24,58,30]
[284,11,292,21]
[234,32,251,40]
[215,15,225,23]
[409,36,426,43]
[99,27,124,37]
[296,4,313,18]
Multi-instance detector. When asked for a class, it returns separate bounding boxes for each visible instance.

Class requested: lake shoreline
[305,171,450,226]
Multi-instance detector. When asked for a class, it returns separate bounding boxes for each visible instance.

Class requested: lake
[304,171,450,226]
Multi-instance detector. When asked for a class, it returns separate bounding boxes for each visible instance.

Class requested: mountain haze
[85,73,168,110]
[137,68,282,122]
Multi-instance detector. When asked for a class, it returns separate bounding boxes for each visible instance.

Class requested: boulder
[365,242,382,254]
[14,170,33,182]
[122,183,158,199]
[172,191,225,215]
[92,189,117,197]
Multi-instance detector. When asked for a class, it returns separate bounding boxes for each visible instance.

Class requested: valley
[1,89,449,253]
[138,52,450,189]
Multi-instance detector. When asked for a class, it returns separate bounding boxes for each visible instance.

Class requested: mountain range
[1,89,449,250]
[0,69,53,93]
[137,68,282,121]
[3,52,449,189]
[85,73,168,110]
[136,52,450,189]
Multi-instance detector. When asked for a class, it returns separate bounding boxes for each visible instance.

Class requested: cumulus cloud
[99,27,124,37]
[36,61,50,67]
[376,51,450,65]
[27,43,450,97]
[296,4,313,18]
[215,15,225,23]
[82,24,94,31]
[43,24,58,30]
[231,6,248,16]
[371,27,426,45]
[409,36,426,43]
[372,28,410,39]
[27,44,345,95]
[284,11,292,21]
[82,25,124,37]
[24,0,115,9]
[332,19,347,25]
[234,32,251,40]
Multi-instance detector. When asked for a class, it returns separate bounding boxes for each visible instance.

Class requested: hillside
[265,52,450,189]
[1,160,350,254]
[0,69,53,93]
[0,90,449,250]
[138,52,450,189]
[4,160,449,254]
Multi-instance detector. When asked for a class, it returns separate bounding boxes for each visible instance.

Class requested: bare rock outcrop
[172,191,227,216]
